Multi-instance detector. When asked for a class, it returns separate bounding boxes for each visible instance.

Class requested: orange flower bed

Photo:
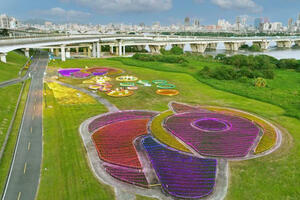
[156,89,179,96]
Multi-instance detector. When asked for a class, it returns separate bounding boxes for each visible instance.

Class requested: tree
[254,77,267,87]
[0,29,9,37]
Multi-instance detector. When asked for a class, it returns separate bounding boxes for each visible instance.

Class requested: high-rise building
[254,18,263,29]
[193,19,200,27]
[0,14,18,29]
[288,18,294,31]
[184,17,190,26]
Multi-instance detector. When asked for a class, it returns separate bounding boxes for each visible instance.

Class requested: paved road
[2,52,48,200]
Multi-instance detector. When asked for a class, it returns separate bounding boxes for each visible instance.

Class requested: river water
[161,41,300,60]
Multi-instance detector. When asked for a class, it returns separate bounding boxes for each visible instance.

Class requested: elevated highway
[1,34,300,62]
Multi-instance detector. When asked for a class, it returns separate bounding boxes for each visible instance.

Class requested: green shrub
[277,59,300,69]
[132,53,188,64]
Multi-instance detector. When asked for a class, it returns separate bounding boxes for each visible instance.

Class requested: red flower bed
[92,119,150,168]
[88,111,157,133]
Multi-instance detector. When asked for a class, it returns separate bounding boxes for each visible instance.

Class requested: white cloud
[60,0,172,13]
[211,0,263,12]
[34,7,91,21]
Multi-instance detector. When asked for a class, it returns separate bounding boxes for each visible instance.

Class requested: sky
[1,0,300,25]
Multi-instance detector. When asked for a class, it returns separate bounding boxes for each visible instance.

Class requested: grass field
[0,51,27,82]
[47,57,300,199]
[0,81,30,193]
[37,84,114,200]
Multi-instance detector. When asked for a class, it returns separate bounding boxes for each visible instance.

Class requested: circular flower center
[192,118,231,132]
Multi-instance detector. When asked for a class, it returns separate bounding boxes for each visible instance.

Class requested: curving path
[2,52,48,200]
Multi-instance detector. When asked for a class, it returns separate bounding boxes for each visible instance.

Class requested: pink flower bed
[164,112,260,158]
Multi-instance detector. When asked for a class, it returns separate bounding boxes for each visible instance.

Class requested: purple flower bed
[88,111,158,133]
[58,68,81,77]
[104,163,149,188]
[142,136,217,199]
[164,112,260,158]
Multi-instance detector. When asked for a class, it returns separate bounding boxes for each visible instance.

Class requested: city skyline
[1,0,300,25]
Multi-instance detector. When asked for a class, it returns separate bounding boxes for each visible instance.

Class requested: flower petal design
[142,135,217,199]
[164,112,260,158]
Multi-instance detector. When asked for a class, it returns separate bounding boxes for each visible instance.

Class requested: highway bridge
[1,34,300,62]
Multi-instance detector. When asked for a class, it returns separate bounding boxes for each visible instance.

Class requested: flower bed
[92,119,150,168]
[47,82,96,105]
[88,111,157,133]
[142,135,217,199]
[164,112,260,158]
[203,106,277,154]
[156,89,179,96]
[104,164,149,188]
[73,71,90,78]
[58,68,81,77]
[106,88,134,97]
[116,75,138,82]
[150,111,191,153]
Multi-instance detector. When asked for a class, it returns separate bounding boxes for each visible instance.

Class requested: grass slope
[0,81,30,194]
[0,51,27,82]
[0,84,22,152]
[48,58,300,199]
[37,84,114,200]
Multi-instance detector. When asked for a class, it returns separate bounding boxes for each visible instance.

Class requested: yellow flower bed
[203,106,277,154]
[150,110,191,153]
[47,82,96,105]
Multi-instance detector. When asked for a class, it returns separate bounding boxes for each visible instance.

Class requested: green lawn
[0,84,22,152]
[47,58,300,199]
[0,81,30,193]
[37,84,114,200]
[0,51,27,82]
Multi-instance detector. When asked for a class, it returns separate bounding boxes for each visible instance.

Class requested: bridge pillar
[118,40,123,56]
[25,48,30,58]
[190,43,208,53]
[75,47,79,53]
[92,43,97,57]
[66,48,71,58]
[61,46,66,61]
[252,41,269,50]
[207,43,218,50]
[88,47,91,57]
[172,44,185,49]
[123,45,126,56]
[149,45,165,54]
[50,48,54,53]
[277,40,292,48]
[96,42,101,58]
[0,53,7,63]
[224,42,243,51]
[54,48,60,57]
[110,46,114,54]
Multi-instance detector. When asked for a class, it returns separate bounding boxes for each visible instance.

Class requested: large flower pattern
[86,102,279,199]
